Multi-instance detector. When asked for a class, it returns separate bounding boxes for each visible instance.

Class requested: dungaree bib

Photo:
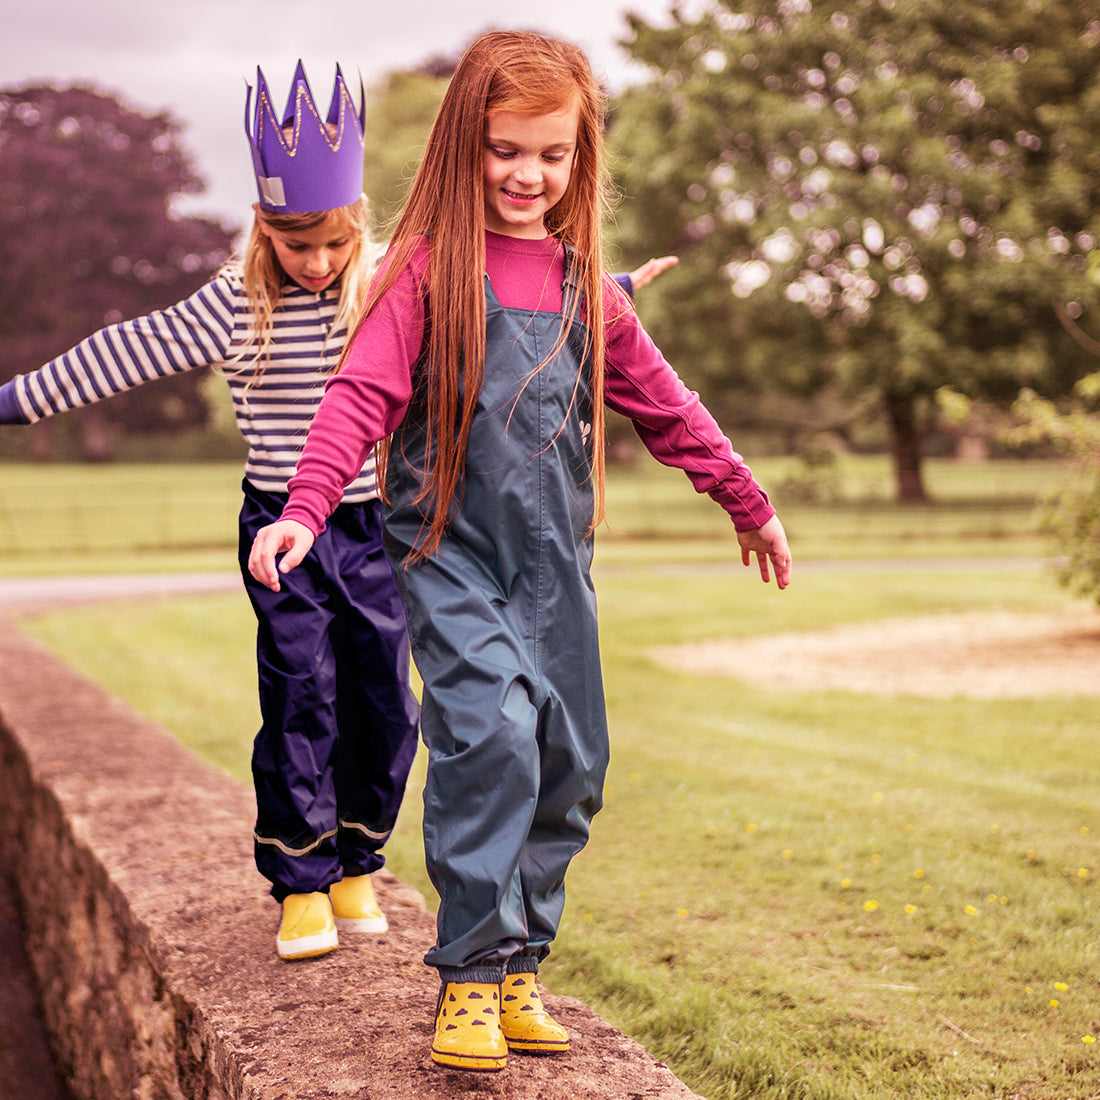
[384,256,610,982]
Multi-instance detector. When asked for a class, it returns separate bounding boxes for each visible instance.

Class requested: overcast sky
[1,0,679,225]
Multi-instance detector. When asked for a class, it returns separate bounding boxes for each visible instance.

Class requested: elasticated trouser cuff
[438,964,508,984]
[437,950,543,984]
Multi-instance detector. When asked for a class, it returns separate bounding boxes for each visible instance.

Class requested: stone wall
[0,625,700,1100]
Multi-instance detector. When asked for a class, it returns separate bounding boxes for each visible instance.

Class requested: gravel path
[0,571,240,615]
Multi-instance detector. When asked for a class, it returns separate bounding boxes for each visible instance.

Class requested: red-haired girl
[249,32,791,1071]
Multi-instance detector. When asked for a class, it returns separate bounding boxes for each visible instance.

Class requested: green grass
[0,454,1064,572]
[602,455,1059,562]
[0,462,242,570]
[550,564,1099,1099]
[10,456,1100,1098]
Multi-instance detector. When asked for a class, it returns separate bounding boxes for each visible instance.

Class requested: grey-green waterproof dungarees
[384,266,609,983]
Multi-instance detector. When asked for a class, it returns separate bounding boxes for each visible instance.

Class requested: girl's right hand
[248,519,316,591]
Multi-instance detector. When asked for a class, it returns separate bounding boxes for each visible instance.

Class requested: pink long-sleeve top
[282,230,774,536]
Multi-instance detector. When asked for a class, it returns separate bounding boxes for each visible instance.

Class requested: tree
[609,0,1100,499]
[996,363,1100,603]
[361,58,454,237]
[0,83,236,460]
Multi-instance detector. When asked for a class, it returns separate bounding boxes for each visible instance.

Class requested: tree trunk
[883,390,928,503]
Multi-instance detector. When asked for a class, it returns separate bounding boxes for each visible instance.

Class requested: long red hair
[346,30,614,561]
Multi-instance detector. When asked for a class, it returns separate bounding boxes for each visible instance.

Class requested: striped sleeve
[15,277,239,423]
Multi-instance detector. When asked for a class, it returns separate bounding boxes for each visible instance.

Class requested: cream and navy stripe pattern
[11,268,377,501]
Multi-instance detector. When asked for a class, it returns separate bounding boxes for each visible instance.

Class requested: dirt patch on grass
[650,605,1100,698]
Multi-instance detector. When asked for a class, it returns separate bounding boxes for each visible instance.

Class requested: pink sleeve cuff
[280,482,339,537]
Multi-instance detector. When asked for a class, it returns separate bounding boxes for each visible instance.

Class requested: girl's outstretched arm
[736,514,792,589]
[248,520,316,591]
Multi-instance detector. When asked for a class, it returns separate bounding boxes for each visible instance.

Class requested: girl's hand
[736,515,792,590]
[248,519,316,591]
[627,255,678,290]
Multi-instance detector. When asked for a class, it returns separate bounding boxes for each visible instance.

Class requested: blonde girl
[0,64,420,963]
[249,34,791,1071]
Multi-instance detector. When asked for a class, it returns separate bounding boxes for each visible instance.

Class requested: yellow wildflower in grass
[1055,982,1068,992]
[705,825,718,838]
[677,908,688,918]
[965,905,978,916]
[905,904,917,915]
[1050,999,1060,1009]
[745,823,758,834]
[872,792,884,804]
[782,849,793,860]
[1078,868,1090,879]
[914,869,925,878]
[841,878,853,889]
[864,899,879,912]
[1084,1036,1096,1044]
[1081,826,1091,837]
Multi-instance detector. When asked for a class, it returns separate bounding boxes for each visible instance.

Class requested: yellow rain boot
[276,892,338,960]
[431,982,508,1071]
[499,972,569,1054]
[330,874,388,933]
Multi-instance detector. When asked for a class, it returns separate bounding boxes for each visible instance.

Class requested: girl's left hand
[627,255,678,290]
[248,519,316,591]
[736,515,792,589]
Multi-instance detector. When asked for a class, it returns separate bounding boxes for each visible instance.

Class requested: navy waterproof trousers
[238,480,420,901]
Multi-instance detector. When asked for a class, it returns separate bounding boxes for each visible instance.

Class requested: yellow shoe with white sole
[431,982,508,1071]
[500,972,569,1054]
[330,874,388,933]
[276,892,338,961]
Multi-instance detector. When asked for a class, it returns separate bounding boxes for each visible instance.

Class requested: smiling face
[482,102,579,239]
[259,210,356,293]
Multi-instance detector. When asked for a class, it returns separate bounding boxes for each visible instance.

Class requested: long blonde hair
[352,31,614,561]
[237,196,371,380]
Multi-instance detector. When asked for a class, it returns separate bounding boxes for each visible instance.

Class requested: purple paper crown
[245,61,365,213]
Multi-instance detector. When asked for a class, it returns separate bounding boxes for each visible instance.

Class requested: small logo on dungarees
[580,420,592,447]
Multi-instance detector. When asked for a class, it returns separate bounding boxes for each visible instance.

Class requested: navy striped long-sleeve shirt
[0,267,377,501]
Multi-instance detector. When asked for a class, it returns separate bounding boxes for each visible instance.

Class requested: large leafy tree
[0,83,235,459]
[361,57,454,238]
[610,0,1100,499]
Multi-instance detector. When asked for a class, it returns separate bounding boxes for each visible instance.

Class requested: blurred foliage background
[2,0,1100,591]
